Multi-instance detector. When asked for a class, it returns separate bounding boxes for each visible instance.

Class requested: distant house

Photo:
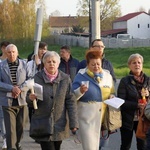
[102,12,150,39]
[49,16,89,35]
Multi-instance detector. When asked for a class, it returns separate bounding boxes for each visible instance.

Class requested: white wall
[113,21,127,29]
[127,13,150,39]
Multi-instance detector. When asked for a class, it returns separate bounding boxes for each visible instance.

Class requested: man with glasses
[77,39,116,82]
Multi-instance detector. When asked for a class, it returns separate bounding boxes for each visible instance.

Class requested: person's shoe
[17,146,22,150]
[16,143,22,150]
[35,140,40,144]
[2,138,7,150]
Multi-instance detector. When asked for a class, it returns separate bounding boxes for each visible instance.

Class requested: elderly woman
[117,53,150,150]
[72,50,115,150]
[28,51,79,150]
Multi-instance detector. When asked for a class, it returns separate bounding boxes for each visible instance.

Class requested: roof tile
[49,16,89,27]
[114,12,147,22]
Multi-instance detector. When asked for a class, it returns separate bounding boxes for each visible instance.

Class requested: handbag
[144,102,150,120]
[102,105,122,132]
[30,115,54,138]
[136,109,150,140]
[30,99,55,138]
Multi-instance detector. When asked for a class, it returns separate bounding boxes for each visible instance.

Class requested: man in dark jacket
[59,45,79,81]
[77,39,116,82]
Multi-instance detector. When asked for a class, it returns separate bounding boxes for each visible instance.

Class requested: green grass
[104,47,150,78]
[16,41,150,78]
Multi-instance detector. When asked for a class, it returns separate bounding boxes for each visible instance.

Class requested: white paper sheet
[104,97,125,109]
[33,83,43,101]
[7,92,13,98]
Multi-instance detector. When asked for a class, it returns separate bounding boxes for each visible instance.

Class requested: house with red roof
[49,15,89,34]
[102,12,150,39]
[49,12,150,39]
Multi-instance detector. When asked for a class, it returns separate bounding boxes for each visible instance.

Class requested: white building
[113,12,150,39]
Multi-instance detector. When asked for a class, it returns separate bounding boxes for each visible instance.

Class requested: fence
[48,35,150,48]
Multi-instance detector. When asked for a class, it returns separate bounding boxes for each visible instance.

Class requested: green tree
[0,0,49,40]
[71,25,85,33]
[14,0,36,39]
[0,0,14,39]
[77,0,121,30]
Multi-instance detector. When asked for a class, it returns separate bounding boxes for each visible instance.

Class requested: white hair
[42,51,60,64]
[6,44,18,52]
[128,53,143,65]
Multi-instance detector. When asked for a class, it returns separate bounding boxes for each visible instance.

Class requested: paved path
[0,123,83,150]
[0,79,137,150]
[0,123,137,150]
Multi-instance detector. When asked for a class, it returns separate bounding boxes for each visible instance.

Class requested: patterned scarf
[130,71,144,84]
[86,69,103,83]
[44,68,58,82]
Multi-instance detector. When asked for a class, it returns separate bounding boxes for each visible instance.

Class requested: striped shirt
[8,60,19,85]
[8,59,19,106]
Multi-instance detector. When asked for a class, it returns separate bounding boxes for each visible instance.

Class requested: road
[0,79,137,149]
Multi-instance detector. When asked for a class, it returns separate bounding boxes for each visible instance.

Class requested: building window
[138,24,140,28]
[148,24,150,28]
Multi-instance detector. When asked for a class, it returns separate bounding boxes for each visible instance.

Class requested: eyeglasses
[92,45,105,49]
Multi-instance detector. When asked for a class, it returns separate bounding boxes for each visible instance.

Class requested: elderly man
[0,44,31,150]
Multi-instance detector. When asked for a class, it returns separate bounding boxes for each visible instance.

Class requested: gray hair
[42,51,60,64]
[6,44,18,52]
[128,53,143,65]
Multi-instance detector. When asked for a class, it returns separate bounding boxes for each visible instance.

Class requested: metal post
[34,7,44,55]
[91,0,100,41]
[32,7,44,109]
[89,0,92,47]
[32,7,44,76]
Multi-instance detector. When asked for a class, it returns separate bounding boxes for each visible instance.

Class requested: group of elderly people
[0,39,150,150]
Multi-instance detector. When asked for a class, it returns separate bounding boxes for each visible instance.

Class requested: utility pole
[91,0,100,42]
[89,0,92,47]
[32,7,44,110]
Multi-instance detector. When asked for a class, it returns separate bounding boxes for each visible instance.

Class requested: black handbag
[30,99,55,138]
[30,115,54,138]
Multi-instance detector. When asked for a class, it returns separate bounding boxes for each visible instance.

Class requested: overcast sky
[44,0,150,16]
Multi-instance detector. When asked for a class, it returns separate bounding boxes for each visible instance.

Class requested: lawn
[18,44,150,78]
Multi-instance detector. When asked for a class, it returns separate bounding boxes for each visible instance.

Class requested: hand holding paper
[33,83,43,101]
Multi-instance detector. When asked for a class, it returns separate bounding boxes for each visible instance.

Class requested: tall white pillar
[91,0,100,42]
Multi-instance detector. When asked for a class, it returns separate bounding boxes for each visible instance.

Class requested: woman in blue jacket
[72,50,115,150]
